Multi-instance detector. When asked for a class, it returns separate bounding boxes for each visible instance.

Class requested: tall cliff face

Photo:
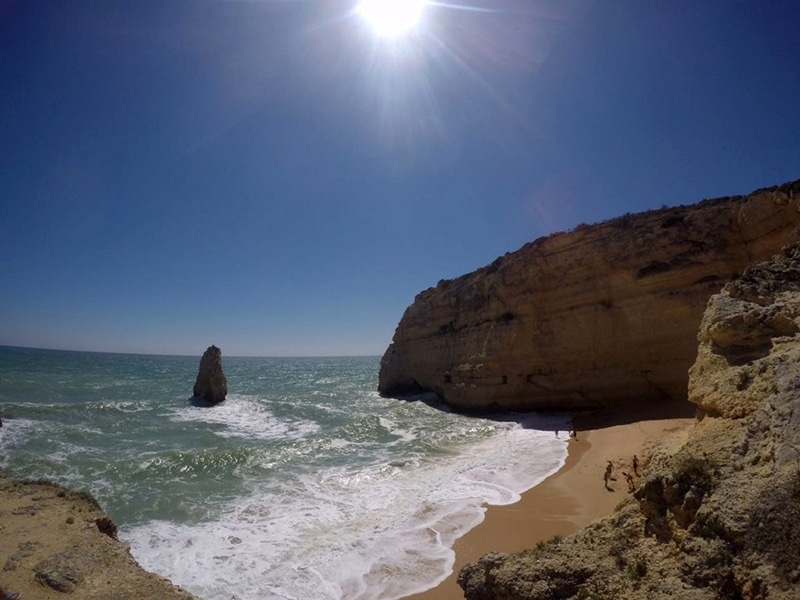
[379,180,800,412]
[458,243,800,600]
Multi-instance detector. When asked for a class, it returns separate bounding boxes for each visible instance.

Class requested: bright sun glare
[357,0,427,38]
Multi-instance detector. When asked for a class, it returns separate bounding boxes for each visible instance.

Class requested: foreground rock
[193,344,227,404]
[458,243,800,599]
[0,475,197,599]
[379,180,800,412]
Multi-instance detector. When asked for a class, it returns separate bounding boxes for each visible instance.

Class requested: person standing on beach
[604,461,613,490]
[632,454,640,476]
[0,584,21,599]
[569,420,578,441]
[623,471,635,493]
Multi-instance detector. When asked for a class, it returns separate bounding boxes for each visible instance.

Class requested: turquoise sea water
[0,346,568,600]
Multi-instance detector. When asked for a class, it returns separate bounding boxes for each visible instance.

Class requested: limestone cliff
[0,475,197,599]
[379,180,800,412]
[458,243,800,600]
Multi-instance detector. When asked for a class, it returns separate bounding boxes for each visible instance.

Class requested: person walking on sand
[0,584,21,599]
[623,471,635,493]
[604,461,613,490]
[632,454,640,476]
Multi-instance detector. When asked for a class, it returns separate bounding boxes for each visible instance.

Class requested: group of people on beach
[604,455,640,492]
[566,419,578,441]
[563,419,643,493]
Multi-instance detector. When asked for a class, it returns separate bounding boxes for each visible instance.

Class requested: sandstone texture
[379,180,800,412]
[0,475,197,600]
[458,243,800,600]
[193,344,227,404]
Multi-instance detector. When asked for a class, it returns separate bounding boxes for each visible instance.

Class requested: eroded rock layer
[379,180,800,411]
[193,344,227,404]
[0,475,197,599]
[458,242,800,600]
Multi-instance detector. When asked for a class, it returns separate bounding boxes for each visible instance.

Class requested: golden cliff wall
[378,180,800,411]
[457,243,800,600]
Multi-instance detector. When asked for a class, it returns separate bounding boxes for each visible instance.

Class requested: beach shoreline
[406,401,696,600]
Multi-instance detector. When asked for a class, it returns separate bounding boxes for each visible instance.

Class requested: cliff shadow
[380,391,576,432]
[381,391,697,434]
[570,397,697,432]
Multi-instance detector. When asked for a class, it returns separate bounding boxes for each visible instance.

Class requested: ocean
[0,345,568,600]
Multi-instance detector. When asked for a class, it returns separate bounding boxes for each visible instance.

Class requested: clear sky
[1,1,799,357]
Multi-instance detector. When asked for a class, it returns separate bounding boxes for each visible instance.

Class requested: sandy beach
[407,401,696,600]
[0,398,694,600]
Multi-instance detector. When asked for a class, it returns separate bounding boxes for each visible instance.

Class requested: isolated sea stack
[193,345,227,404]
[379,179,800,412]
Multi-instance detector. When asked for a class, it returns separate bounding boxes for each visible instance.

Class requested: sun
[356,0,427,39]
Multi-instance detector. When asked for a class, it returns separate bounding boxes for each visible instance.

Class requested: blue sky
[1,0,799,357]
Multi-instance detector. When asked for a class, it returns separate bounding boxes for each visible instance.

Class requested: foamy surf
[170,394,321,441]
[1,350,569,600]
[125,414,567,600]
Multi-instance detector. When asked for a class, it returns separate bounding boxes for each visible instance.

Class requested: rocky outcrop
[688,244,800,419]
[192,345,227,404]
[457,243,800,599]
[379,180,800,412]
[0,475,197,599]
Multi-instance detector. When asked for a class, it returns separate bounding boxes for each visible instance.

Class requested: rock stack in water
[193,345,227,404]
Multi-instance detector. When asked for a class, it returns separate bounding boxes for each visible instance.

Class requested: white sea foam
[0,418,42,456]
[0,418,91,464]
[125,417,568,600]
[91,400,155,413]
[2,350,568,600]
[0,418,115,495]
[377,416,418,444]
[170,395,320,441]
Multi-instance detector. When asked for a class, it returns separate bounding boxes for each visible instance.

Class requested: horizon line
[0,344,383,360]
